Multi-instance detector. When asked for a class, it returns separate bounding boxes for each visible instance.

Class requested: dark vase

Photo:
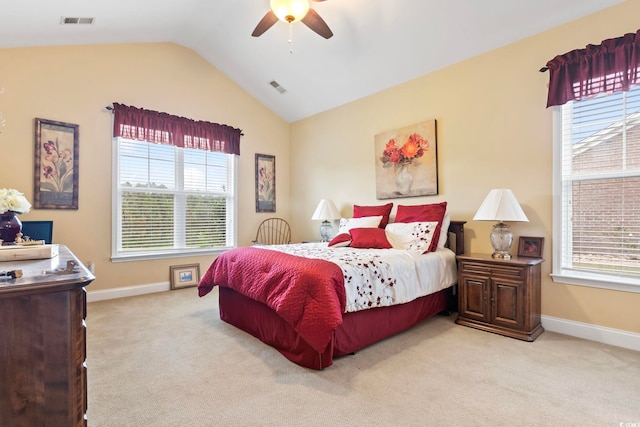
[0,211,22,245]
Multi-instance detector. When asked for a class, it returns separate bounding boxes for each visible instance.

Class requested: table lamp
[473,189,529,259]
[311,199,340,242]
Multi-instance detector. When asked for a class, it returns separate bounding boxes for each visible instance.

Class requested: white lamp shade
[311,199,340,221]
[473,189,529,222]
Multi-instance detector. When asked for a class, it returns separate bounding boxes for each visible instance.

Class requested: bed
[199,203,465,370]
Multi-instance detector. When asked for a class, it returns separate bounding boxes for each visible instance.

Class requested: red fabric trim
[112,103,242,155]
[333,288,447,356]
[546,29,640,107]
[219,287,334,370]
[217,286,449,370]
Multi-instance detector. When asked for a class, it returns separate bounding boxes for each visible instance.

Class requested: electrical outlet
[86,261,95,274]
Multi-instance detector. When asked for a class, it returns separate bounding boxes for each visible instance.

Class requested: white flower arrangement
[0,188,31,214]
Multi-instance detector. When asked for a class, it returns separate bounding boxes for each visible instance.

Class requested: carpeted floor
[86,288,640,426]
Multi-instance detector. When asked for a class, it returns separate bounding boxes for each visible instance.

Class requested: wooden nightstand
[455,254,544,341]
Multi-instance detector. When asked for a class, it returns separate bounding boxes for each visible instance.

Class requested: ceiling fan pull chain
[288,22,294,54]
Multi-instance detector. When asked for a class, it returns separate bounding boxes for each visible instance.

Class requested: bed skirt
[218,286,449,370]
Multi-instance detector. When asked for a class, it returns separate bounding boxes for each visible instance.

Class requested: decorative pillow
[338,216,383,234]
[348,227,392,249]
[395,202,447,253]
[328,215,383,247]
[328,233,352,247]
[385,221,438,253]
[395,202,447,252]
[438,211,452,249]
[353,203,393,228]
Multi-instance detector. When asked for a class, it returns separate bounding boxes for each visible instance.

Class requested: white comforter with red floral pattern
[262,243,457,313]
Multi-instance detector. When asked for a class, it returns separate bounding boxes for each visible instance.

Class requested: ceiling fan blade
[301,9,333,39]
[252,11,279,37]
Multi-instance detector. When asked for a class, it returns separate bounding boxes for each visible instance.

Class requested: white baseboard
[542,315,640,352]
[87,282,169,302]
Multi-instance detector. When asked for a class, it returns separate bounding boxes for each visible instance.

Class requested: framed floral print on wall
[33,118,79,209]
[374,119,438,199]
[255,153,276,212]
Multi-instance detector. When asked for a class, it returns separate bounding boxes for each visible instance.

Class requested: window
[553,85,640,292]
[112,137,236,261]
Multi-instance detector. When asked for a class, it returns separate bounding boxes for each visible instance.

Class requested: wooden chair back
[253,218,291,245]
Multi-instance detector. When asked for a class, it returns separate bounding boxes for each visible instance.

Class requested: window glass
[113,138,236,260]
[553,86,640,290]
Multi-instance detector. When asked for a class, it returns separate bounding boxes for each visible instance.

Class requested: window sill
[111,247,231,263]
[551,271,640,294]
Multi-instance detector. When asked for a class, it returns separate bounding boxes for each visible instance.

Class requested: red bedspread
[198,247,346,353]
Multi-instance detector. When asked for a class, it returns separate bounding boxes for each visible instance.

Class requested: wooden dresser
[0,245,95,427]
[455,253,544,341]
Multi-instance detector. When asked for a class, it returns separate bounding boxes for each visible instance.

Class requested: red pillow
[328,233,351,247]
[353,203,393,228]
[348,227,392,249]
[395,202,447,252]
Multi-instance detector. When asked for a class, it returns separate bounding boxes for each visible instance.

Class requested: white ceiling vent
[269,80,287,94]
[60,17,95,25]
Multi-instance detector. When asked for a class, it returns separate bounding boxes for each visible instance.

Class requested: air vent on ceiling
[269,80,287,94]
[60,17,95,25]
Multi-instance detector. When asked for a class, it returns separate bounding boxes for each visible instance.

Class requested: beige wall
[290,1,640,333]
[0,43,290,291]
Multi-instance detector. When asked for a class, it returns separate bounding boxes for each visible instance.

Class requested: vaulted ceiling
[0,0,625,122]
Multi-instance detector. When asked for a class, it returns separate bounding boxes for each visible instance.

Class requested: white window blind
[113,137,236,260]
[554,86,640,290]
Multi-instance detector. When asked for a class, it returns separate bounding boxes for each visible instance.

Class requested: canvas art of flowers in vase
[374,119,439,200]
[380,133,429,195]
[0,188,31,245]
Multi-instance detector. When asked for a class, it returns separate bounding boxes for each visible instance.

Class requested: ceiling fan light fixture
[270,0,310,23]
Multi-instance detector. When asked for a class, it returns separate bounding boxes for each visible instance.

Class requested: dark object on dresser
[20,220,53,244]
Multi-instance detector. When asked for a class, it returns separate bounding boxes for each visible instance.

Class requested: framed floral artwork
[255,153,276,212]
[33,118,79,209]
[374,119,438,199]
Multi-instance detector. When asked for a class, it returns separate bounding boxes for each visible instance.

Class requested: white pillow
[438,211,451,249]
[385,221,438,253]
[338,215,383,234]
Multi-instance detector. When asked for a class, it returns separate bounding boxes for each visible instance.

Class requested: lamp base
[319,220,332,242]
[490,222,513,260]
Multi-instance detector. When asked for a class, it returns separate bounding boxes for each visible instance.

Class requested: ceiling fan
[252,0,333,39]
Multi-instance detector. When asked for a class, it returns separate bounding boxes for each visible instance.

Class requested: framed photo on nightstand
[517,236,544,258]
